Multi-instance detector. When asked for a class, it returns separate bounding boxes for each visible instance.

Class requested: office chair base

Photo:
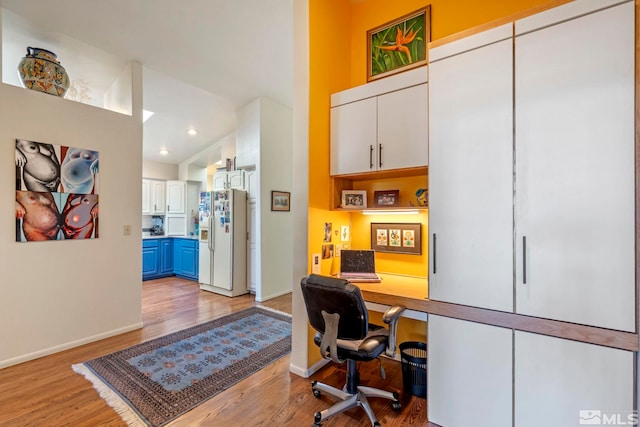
[311,381,400,426]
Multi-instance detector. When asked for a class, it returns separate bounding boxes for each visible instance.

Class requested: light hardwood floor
[0,277,427,426]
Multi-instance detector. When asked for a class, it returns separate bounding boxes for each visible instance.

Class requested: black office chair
[300,274,406,427]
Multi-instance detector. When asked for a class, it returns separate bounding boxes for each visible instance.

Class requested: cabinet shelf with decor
[330,166,428,211]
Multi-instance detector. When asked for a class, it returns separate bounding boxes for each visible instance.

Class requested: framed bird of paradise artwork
[367,7,430,82]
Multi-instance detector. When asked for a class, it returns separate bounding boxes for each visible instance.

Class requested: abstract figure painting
[15,139,99,242]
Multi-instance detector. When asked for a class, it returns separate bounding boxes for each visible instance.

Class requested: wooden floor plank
[0,277,427,426]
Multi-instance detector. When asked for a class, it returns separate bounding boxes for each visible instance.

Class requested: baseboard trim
[289,358,330,378]
[256,289,292,302]
[0,322,143,369]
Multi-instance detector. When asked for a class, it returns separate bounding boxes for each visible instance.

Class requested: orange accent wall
[348,0,562,87]
[307,0,566,364]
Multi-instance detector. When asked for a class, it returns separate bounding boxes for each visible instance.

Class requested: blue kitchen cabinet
[173,238,199,281]
[143,237,199,281]
[159,238,174,275]
[142,239,160,279]
[143,238,175,280]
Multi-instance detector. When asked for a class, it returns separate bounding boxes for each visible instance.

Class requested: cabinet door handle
[522,236,527,284]
[432,233,437,274]
[369,145,374,169]
[379,144,383,168]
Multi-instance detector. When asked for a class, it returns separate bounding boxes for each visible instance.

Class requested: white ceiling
[0,0,294,166]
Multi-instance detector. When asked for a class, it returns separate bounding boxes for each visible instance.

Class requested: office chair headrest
[300,274,368,340]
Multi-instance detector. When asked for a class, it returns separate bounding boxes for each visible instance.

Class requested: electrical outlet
[312,253,321,274]
[123,225,131,236]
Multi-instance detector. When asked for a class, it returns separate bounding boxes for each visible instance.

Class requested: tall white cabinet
[429,0,635,330]
[513,0,635,331]
[427,1,636,425]
[428,24,514,312]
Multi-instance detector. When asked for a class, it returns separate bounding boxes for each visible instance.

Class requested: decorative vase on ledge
[17,47,70,97]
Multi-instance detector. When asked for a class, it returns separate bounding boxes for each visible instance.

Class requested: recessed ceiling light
[187,129,198,136]
[142,109,154,123]
[160,149,169,156]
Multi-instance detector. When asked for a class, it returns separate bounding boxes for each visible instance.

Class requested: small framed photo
[367,7,430,82]
[371,222,422,255]
[341,190,367,209]
[374,190,399,208]
[271,191,290,211]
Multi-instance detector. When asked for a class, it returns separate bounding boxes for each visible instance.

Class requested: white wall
[143,160,178,180]
[0,65,143,368]
[259,98,293,301]
[290,0,310,376]
[236,97,294,302]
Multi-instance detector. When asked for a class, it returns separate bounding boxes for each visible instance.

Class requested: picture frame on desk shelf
[374,190,400,208]
[271,191,290,212]
[371,222,421,255]
[367,6,430,82]
[341,190,367,209]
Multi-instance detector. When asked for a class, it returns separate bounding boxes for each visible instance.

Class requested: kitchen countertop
[142,235,200,240]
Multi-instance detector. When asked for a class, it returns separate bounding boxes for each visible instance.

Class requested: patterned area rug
[73,306,291,426]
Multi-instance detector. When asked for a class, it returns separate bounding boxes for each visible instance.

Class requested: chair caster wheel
[374,423,381,427]
[313,411,322,426]
[312,388,321,398]
[392,400,402,411]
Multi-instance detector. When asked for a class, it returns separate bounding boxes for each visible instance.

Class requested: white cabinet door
[514,3,635,331]
[151,180,166,214]
[377,83,427,171]
[166,180,186,214]
[141,179,151,215]
[213,173,227,190]
[428,315,512,427]
[247,200,257,293]
[165,215,186,236]
[227,170,245,190]
[330,97,377,175]
[244,169,257,201]
[428,33,513,312]
[515,331,634,427]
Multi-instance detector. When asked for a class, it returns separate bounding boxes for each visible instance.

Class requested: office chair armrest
[382,305,405,358]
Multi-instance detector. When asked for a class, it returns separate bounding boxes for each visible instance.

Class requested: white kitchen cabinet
[428,315,512,427]
[165,215,186,236]
[514,331,634,427]
[330,67,427,176]
[428,2,635,330]
[428,24,514,312]
[166,180,186,214]
[142,179,166,215]
[213,170,245,190]
[514,1,635,331]
[142,179,151,215]
[330,97,377,175]
[150,180,166,214]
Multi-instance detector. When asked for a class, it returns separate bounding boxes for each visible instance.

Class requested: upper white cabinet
[213,170,245,191]
[142,180,151,215]
[428,24,514,312]
[142,179,166,215]
[166,180,186,214]
[428,2,635,331]
[330,67,428,176]
[514,1,635,331]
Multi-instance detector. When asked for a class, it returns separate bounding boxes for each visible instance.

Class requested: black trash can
[399,341,427,398]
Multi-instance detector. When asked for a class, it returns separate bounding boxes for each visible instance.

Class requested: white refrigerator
[199,189,248,297]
